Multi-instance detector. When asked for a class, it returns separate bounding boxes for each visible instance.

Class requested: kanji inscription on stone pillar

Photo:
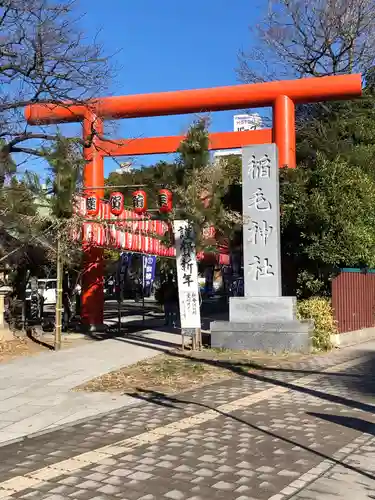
[242,144,281,297]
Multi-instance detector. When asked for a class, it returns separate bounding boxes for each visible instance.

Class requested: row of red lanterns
[85,189,173,217]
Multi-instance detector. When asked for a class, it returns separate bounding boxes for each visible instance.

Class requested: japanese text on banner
[173,220,201,329]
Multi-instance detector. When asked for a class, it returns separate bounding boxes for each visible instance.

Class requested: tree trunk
[55,236,63,351]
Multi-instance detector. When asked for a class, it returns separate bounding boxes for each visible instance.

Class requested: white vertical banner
[173,220,201,329]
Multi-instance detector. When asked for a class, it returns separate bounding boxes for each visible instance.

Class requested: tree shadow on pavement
[94,328,375,414]
[307,412,375,436]
[104,331,363,376]
[101,299,375,397]
[184,349,375,413]
[110,335,375,414]
[84,322,180,341]
[85,330,180,350]
[331,355,375,399]
[127,388,375,482]
[26,329,54,350]
[232,362,375,415]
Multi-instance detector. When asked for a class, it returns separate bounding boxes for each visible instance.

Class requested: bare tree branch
[0,1,115,276]
[0,0,113,167]
[238,0,375,82]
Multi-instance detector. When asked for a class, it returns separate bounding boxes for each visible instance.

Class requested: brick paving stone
[0,344,362,480]
[164,490,186,499]
[2,342,375,500]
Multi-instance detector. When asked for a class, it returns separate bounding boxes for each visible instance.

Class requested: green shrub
[297,297,337,351]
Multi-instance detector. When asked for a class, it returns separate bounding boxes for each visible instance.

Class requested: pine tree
[45,138,83,349]
[173,119,241,249]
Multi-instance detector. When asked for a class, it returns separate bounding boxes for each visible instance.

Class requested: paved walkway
[0,297,224,447]
[0,340,375,499]
[0,330,181,446]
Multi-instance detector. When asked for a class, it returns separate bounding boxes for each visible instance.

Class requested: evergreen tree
[171,119,241,250]
[238,0,375,297]
[104,119,241,253]
[280,150,375,297]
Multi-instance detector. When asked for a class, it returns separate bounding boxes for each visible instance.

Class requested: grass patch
[76,348,307,396]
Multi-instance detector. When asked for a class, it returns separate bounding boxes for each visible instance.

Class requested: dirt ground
[76,348,312,396]
[0,335,91,363]
[0,338,45,362]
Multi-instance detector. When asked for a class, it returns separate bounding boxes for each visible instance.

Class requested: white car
[25,279,57,305]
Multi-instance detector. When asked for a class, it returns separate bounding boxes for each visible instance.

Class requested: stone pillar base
[210,320,313,353]
[210,296,312,353]
[230,296,296,323]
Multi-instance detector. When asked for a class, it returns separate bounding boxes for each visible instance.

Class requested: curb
[331,326,375,348]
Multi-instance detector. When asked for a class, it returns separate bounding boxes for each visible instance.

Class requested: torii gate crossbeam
[25,74,362,330]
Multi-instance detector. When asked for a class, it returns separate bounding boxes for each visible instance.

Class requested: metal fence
[332,268,375,333]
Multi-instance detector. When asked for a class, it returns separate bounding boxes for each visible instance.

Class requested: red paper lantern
[85,194,100,216]
[110,191,124,216]
[132,190,147,214]
[158,189,173,214]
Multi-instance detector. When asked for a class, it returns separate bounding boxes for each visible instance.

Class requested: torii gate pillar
[81,110,105,329]
[273,95,296,168]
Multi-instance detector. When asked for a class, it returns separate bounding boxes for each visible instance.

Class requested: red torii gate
[25,74,362,329]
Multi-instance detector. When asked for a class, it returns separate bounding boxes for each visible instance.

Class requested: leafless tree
[0,0,112,174]
[0,0,114,292]
[238,0,375,83]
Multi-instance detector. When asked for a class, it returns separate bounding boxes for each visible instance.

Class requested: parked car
[25,279,57,305]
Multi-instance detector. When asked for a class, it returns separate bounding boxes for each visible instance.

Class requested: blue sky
[24,0,265,177]
[81,0,266,175]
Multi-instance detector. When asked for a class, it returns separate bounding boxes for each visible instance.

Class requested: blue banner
[143,255,156,290]
[119,252,132,276]
[117,252,132,292]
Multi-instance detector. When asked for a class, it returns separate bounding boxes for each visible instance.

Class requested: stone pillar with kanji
[210,144,313,353]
